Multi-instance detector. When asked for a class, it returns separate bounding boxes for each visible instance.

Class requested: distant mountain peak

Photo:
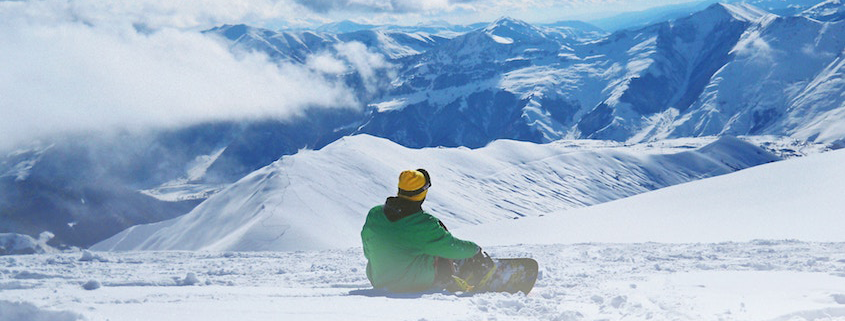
[208,24,251,41]
[483,16,548,44]
[711,2,770,22]
[485,16,534,31]
[671,2,769,32]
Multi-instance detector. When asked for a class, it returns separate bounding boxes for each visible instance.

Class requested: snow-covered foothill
[458,147,845,245]
[93,134,778,252]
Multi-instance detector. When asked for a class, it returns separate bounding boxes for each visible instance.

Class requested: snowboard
[451,258,538,295]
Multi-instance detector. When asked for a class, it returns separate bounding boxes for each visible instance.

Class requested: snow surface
[2,242,845,320]
[93,134,779,252]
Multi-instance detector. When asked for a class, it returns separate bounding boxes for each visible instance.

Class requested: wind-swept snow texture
[93,134,778,252]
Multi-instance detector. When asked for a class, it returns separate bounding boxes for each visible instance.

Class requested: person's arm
[416,215,479,259]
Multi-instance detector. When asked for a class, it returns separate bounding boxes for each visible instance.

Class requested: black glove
[456,249,494,276]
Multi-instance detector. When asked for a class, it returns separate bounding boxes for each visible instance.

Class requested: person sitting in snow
[361,168,490,292]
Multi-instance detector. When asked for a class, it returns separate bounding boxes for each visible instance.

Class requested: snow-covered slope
[459,147,845,245]
[93,134,779,252]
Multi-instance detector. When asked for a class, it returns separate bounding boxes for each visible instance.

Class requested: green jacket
[361,198,479,292]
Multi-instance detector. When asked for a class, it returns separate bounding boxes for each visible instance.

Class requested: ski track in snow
[2,241,845,321]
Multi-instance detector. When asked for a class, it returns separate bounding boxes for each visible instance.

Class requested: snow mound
[94,134,777,252]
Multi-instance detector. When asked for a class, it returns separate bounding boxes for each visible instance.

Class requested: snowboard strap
[474,265,497,291]
[450,264,497,293]
[451,275,474,292]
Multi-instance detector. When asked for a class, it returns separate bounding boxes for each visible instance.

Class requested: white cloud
[54,0,307,30]
[306,53,350,75]
[0,0,360,150]
[334,42,396,94]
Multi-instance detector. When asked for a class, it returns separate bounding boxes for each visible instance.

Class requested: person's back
[361,169,479,292]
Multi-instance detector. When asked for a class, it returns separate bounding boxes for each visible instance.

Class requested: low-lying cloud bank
[0,0,391,150]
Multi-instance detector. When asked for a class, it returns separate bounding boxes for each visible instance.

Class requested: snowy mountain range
[3,0,845,250]
[358,3,845,148]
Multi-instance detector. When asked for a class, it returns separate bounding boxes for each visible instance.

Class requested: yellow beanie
[397,169,430,201]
